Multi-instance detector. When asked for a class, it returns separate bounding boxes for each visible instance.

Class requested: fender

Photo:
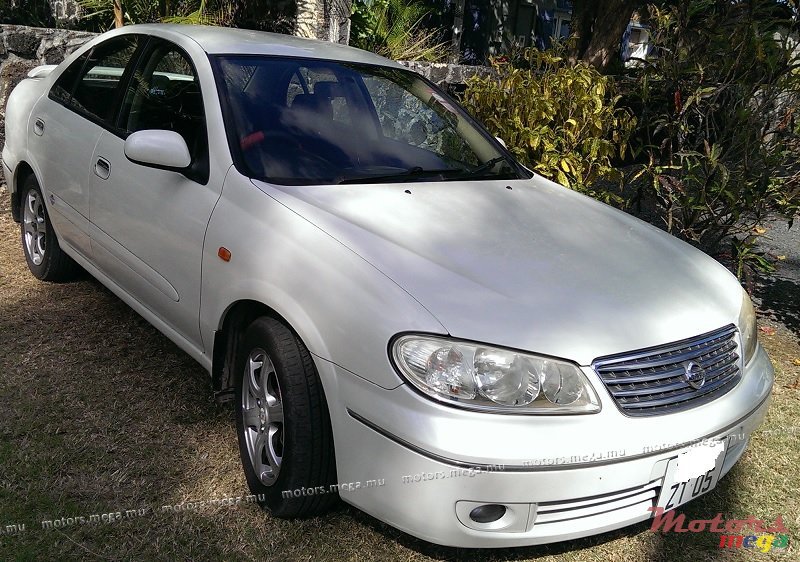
[200,171,448,391]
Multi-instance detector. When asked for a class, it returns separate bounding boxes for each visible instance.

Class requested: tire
[19,175,80,281]
[234,316,338,518]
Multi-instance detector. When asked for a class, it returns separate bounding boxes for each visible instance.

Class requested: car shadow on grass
[0,272,235,508]
[755,274,800,337]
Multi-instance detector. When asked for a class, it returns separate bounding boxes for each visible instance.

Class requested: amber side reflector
[218,247,231,262]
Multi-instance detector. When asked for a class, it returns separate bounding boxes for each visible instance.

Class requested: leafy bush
[78,0,220,30]
[629,0,800,272]
[75,1,295,32]
[350,0,447,62]
[461,47,635,204]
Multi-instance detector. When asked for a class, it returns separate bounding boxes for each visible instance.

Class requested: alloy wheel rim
[242,348,284,486]
[23,190,46,266]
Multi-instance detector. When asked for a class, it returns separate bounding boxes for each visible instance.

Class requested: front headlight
[392,335,601,414]
[739,291,758,365]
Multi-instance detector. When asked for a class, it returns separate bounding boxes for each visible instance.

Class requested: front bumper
[319,344,773,547]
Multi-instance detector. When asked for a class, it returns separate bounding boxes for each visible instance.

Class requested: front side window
[56,35,140,124]
[213,56,528,185]
[119,41,208,183]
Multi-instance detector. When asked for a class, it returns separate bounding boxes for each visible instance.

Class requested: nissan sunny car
[2,24,773,548]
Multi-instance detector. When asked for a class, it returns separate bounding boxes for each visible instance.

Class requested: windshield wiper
[337,166,462,184]
[462,156,516,178]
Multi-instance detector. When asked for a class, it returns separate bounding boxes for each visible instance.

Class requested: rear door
[31,35,142,258]
[88,39,221,350]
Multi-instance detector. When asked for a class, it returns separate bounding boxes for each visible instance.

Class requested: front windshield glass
[212,55,529,185]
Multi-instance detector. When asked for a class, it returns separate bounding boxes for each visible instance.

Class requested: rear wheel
[20,175,79,281]
[234,316,338,517]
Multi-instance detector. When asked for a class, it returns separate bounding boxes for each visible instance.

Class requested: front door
[89,39,221,350]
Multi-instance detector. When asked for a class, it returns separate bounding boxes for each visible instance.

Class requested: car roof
[123,24,406,69]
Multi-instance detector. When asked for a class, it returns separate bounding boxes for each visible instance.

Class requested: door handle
[94,157,111,180]
[33,118,45,136]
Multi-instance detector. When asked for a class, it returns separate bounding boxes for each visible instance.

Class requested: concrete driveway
[755,219,800,337]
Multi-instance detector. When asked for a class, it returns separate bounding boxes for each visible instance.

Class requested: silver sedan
[2,24,773,547]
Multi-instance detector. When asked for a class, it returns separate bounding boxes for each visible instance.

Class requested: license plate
[657,439,726,511]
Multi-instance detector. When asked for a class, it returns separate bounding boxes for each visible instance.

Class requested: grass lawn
[0,186,797,561]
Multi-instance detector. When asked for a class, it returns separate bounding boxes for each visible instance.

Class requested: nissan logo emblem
[683,361,706,390]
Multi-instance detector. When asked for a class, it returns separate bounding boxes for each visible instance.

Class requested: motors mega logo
[648,507,791,553]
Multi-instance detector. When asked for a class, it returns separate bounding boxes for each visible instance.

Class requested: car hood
[256,176,744,365]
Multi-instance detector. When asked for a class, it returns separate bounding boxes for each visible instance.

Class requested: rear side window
[50,35,140,125]
[50,53,89,105]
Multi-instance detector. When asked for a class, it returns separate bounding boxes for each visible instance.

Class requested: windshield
[212,56,529,185]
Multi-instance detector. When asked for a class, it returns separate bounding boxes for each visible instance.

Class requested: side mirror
[495,136,507,148]
[27,65,57,79]
[124,130,191,170]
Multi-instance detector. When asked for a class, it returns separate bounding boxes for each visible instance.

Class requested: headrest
[291,94,332,119]
[314,81,342,100]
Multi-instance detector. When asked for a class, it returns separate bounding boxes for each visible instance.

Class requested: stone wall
[398,61,490,93]
[48,0,81,24]
[0,24,95,149]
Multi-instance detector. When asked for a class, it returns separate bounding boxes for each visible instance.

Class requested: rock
[5,30,41,59]
[0,25,97,139]
[50,0,83,23]
[65,32,95,54]
[0,54,39,120]
[38,33,69,65]
[36,29,92,64]
[398,61,490,87]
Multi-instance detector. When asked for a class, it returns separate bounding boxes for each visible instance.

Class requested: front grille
[593,325,741,416]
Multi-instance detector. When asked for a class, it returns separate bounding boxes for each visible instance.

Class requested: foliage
[1,0,295,32]
[350,0,447,61]
[77,0,155,28]
[226,1,296,34]
[729,233,775,286]
[461,46,636,203]
[76,0,236,29]
[162,0,231,25]
[629,0,800,273]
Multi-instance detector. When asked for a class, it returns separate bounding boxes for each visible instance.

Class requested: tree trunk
[158,1,170,20]
[569,1,599,65]
[451,0,466,63]
[113,0,124,28]
[570,0,641,71]
[295,0,318,39]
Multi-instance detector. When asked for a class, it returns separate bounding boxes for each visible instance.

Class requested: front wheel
[20,175,79,281]
[234,317,338,518]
